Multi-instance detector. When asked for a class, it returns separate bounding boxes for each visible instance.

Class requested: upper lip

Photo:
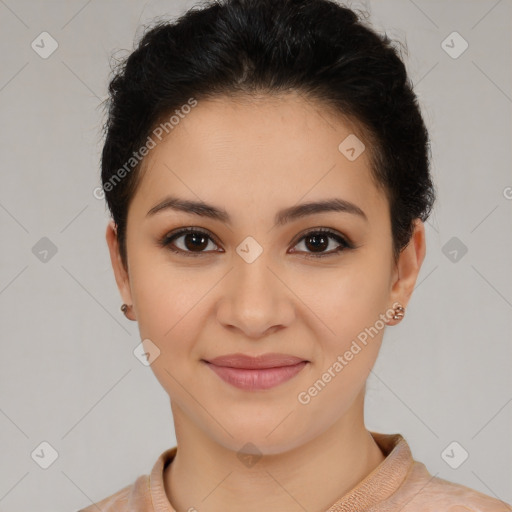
[204,353,308,369]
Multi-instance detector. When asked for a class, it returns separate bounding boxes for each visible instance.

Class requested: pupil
[306,234,327,252]
[185,233,208,251]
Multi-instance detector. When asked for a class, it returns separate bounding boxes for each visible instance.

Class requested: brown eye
[161,228,220,256]
[159,227,353,258]
[291,229,352,258]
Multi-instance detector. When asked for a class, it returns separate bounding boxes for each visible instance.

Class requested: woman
[81,0,512,510]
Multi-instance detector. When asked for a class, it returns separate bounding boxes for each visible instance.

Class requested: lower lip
[204,361,308,390]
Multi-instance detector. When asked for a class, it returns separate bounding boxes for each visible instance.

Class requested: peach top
[79,432,511,511]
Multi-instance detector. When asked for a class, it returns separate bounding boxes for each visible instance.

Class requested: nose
[216,251,295,339]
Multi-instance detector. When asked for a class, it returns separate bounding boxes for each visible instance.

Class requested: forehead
[129,93,385,224]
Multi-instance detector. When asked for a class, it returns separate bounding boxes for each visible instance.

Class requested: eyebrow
[146,195,368,225]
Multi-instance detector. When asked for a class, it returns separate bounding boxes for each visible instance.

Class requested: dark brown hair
[100,0,435,268]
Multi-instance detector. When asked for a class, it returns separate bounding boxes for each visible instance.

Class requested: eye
[159,227,221,257]
[290,228,353,258]
[159,227,354,258]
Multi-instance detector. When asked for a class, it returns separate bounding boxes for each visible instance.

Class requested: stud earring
[392,304,405,321]
[120,303,132,318]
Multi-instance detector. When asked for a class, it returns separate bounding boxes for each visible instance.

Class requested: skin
[106,91,426,512]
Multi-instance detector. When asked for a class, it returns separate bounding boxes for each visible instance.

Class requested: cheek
[127,301,205,414]
[127,242,207,340]
[300,282,387,425]
[304,256,391,379]
[127,255,219,372]
[300,256,392,338]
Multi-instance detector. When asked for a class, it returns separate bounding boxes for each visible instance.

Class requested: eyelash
[158,227,354,259]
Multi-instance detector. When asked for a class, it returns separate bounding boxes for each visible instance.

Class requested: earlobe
[388,219,426,315]
[105,220,136,320]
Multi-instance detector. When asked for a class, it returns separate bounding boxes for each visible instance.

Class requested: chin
[209,417,312,457]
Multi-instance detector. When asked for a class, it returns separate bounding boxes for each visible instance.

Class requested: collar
[148,432,413,511]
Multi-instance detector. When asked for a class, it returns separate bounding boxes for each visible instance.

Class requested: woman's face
[107,92,425,454]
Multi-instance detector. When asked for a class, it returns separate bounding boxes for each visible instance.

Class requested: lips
[203,353,309,391]
[205,353,307,369]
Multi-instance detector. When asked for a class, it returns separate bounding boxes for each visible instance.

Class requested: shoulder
[78,474,150,512]
[76,446,177,511]
[397,461,512,512]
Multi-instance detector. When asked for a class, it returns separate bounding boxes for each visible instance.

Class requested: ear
[388,219,426,319]
[105,220,136,321]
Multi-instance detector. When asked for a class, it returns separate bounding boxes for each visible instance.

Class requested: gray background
[0,0,511,510]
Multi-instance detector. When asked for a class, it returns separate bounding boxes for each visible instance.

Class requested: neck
[164,392,386,512]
